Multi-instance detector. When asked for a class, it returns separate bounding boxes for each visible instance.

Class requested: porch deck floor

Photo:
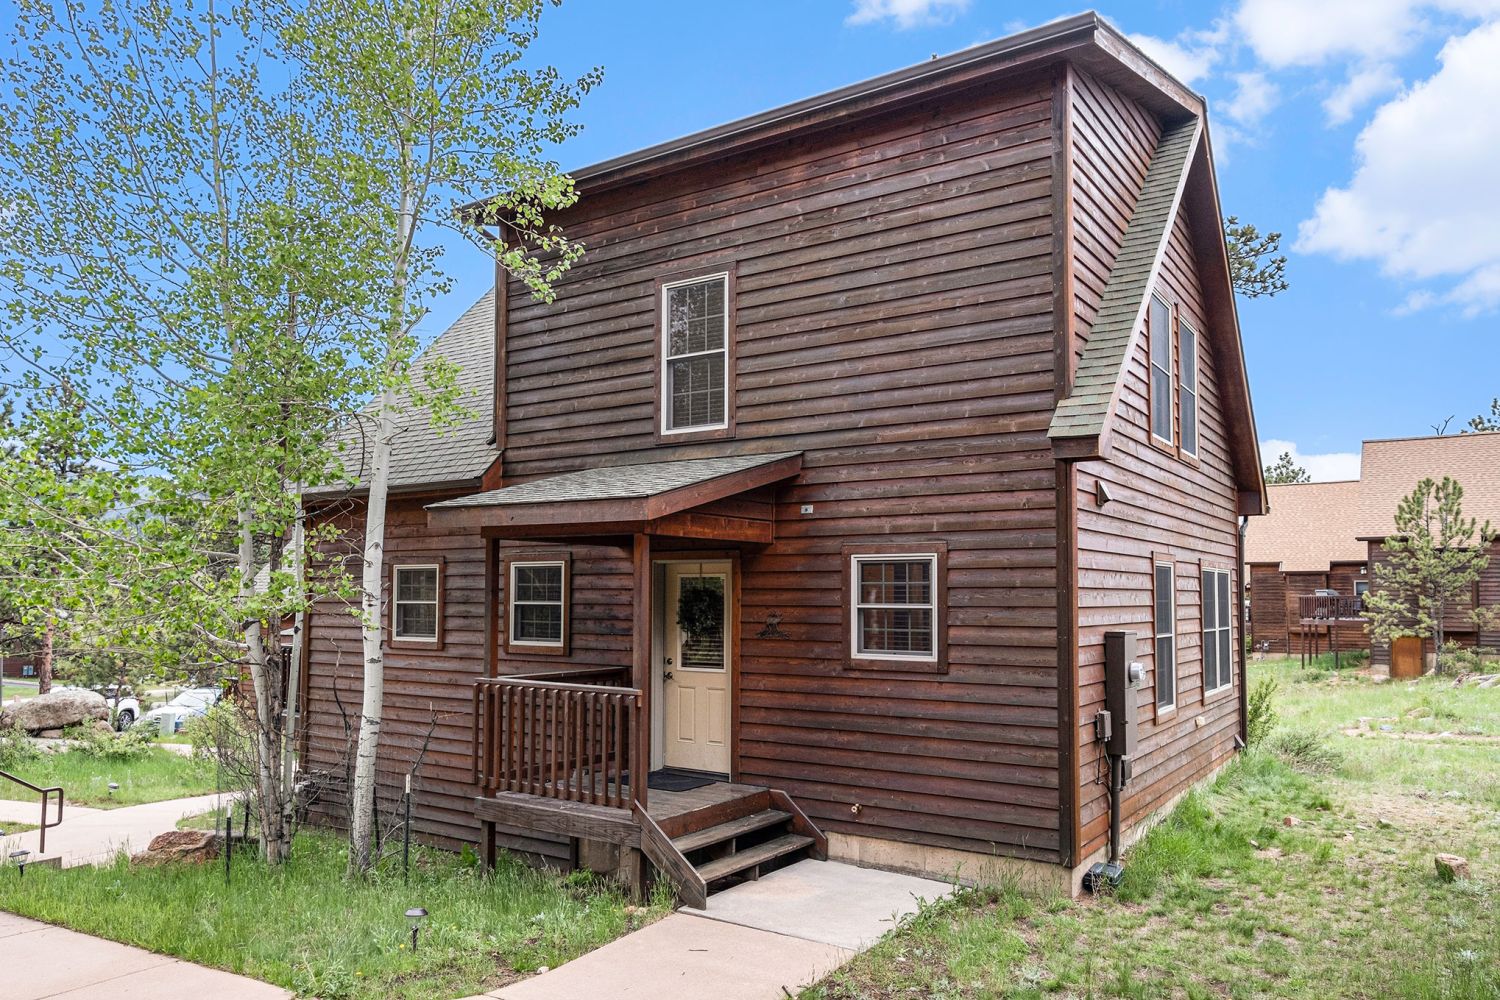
[646,780,766,823]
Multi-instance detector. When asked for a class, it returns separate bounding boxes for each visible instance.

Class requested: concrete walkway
[465,860,954,1000]
[0,911,290,999]
[0,792,229,868]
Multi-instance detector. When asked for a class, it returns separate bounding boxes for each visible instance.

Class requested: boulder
[2,690,109,734]
[1435,853,1471,882]
[130,830,222,866]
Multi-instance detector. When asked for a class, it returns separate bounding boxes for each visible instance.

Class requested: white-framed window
[1149,295,1173,444]
[1154,561,1176,710]
[1179,321,1198,457]
[1352,580,1370,598]
[661,273,729,433]
[509,560,567,647]
[1202,568,1233,694]
[851,554,938,662]
[392,565,440,642]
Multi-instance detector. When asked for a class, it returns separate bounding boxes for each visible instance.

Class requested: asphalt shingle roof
[1355,432,1500,538]
[428,452,803,510]
[316,290,497,495]
[1049,117,1201,443]
[1245,481,1366,571]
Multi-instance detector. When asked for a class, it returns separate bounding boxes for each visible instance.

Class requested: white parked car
[133,687,223,734]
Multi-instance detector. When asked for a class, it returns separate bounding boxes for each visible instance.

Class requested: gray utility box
[1103,630,1142,759]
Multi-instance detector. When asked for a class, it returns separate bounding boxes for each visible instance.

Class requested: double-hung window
[1149,295,1174,444]
[661,273,729,434]
[851,554,938,663]
[1202,568,1233,694]
[1179,322,1198,457]
[1154,560,1176,711]
[392,565,440,643]
[508,560,567,650]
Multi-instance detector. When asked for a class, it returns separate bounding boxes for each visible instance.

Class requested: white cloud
[1261,439,1363,482]
[846,0,970,29]
[1322,63,1404,123]
[1298,21,1500,311]
[1127,32,1218,85]
[1222,71,1280,124]
[1233,0,1500,67]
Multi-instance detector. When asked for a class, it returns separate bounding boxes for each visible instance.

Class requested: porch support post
[631,533,652,810]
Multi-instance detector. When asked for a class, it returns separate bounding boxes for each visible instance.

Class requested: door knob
[663,671,674,681]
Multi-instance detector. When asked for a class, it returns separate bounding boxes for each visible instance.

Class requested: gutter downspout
[1237,515,1250,748]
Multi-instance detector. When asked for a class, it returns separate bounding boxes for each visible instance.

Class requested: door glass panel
[678,575,726,670]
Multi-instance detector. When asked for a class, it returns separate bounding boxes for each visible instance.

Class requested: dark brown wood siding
[1248,562,1288,653]
[1072,197,1243,862]
[494,77,1064,861]
[1367,538,1497,668]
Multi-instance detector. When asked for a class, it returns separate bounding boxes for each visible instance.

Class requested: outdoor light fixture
[9,849,29,877]
[405,907,428,952]
[107,782,119,798]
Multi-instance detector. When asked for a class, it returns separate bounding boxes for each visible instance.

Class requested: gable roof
[1355,432,1500,539]
[1048,117,1200,443]
[310,290,498,497]
[1245,481,1366,571]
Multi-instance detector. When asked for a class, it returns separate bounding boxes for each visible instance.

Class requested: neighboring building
[1243,432,1500,672]
[1357,433,1500,674]
[1245,481,1369,654]
[300,13,1265,900]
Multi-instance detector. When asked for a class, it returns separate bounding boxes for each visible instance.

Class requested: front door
[661,561,732,774]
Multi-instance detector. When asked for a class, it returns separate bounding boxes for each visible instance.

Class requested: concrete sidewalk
[1,792,229,868]
[0,911,290,999]
[465,860,953,1000]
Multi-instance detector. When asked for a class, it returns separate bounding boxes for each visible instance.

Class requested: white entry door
[661,562,732,774]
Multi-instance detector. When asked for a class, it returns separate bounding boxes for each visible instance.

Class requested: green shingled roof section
[1049,117,1201,442]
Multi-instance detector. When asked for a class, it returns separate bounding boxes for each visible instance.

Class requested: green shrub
[62,723,155,761]
[0,728,42,769]
[1264,728,1344,774]
[1246,675,1279,748]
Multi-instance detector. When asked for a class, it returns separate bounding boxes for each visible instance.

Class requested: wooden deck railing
[1298,594,1365,621]
[473,666,640,810]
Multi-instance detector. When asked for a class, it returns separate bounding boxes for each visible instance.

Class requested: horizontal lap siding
[1368,539,1499,667]
[499,79,1064,860]
[1249,564,1288,653]
[301,497,570,866]
[1073,198,1243,861]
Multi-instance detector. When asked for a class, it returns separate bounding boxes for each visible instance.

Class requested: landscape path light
[9,849,29,876]
[405,906,428,952]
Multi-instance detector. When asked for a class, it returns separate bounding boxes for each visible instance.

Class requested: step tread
[673,809,791,853]
[695,833,814,883]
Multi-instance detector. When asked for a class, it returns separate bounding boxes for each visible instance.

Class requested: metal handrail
[0,769,64,855]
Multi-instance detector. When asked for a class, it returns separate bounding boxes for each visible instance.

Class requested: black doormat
[647,769,716,792]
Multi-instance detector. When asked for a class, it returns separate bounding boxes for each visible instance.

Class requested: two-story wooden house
[301,12,1266,900]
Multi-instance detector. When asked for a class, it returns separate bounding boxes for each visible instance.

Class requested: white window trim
[1203,568,1233,694]
[508,560,567,648]
[850,553,939,663]
[675,571,729,673]
[660,272,730,435]
[1149,295,1174,447]
[1179,320,1199,458]
[1154,561,1176,711]
[392,564,440,643]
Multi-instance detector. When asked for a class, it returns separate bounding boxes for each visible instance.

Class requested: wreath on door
[676,579,724,644]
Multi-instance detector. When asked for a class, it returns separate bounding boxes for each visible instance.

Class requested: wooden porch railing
[1298,594,1365,621]
[473,667,641,811]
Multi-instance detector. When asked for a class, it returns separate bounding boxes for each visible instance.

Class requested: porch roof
[425,451,803,537]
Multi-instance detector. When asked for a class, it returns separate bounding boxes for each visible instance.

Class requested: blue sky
[420,0,1500,482]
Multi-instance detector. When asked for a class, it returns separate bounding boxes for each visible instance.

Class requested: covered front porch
[427,452,826,905]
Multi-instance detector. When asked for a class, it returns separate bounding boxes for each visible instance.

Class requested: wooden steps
[695,832,815,883]
[638,785,827,906]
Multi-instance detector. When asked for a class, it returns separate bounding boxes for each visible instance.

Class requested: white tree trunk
[281,512,305,843]
[240,513,292,864]
[349,387,397,873]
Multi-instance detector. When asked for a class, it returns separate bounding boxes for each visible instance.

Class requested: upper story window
[1149,295,1173,444]
[1179,322,1198,457]
[392,564,440,643]
[661,273,730,434]
[1154,560,1176,711]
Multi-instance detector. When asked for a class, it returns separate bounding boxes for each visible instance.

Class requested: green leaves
[1225,215,1289,299]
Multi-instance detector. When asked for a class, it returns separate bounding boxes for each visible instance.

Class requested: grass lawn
[804,655,1499,999]
[2,682,36,701]
[0,746,218,808]
[0,828,668,1000]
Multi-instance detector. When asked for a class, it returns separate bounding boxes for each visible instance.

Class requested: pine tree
[1363,477,1497,673]
[1263,451,1311,484]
